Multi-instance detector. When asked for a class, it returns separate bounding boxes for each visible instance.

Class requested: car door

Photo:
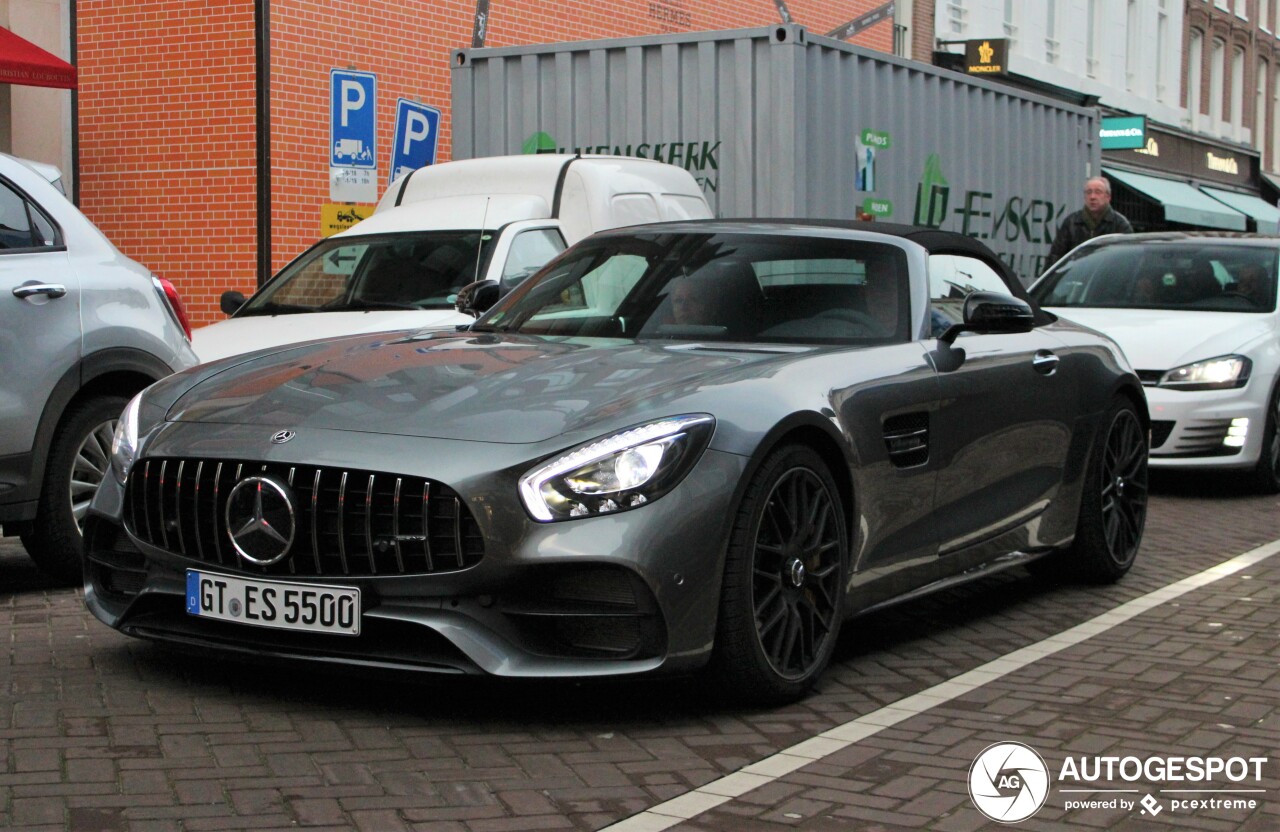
[926,253,1080,565]
[0,175,80,500]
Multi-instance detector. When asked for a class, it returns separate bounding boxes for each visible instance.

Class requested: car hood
[169,331,791,443]
[1045,307,1274,370]
[191,310,473,363]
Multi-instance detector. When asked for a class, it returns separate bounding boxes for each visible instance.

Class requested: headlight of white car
[110,392,144,483]
[519,415,715,522]
[1158,355,1251,391]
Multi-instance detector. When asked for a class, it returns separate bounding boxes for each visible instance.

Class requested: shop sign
[1104,124,1255,188]
[965,39,1007,75]
[1100,116,1147,150]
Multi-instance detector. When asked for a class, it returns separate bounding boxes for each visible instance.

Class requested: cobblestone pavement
[2,470,1278,831]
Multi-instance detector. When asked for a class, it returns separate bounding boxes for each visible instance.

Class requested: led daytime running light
[519,415,713,522]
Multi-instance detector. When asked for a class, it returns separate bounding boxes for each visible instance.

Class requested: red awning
[0,27,76,90]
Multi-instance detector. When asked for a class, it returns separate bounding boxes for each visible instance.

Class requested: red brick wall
[76,1,258,325]
[79,1,891,326]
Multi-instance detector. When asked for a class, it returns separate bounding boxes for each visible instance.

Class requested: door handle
[13,282,67,300]
[1033,350,1059,376]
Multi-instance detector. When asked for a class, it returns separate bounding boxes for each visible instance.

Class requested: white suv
[0,153,197,581]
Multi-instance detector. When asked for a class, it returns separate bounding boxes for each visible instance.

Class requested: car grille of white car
[123,457,485,577]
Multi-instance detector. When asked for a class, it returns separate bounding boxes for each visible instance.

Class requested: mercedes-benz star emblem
[224,476,296,566]
[271,430,296,444]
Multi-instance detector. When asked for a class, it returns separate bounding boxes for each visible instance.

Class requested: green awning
[1104,167,1248,231]
[1200,185,1280,234]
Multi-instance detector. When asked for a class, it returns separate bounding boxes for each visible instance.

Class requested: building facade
[0,0,73,186]
[925,0,1280,235]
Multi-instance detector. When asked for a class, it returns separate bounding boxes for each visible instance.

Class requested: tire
[21,394,128,584]
[1250,384,1280,494]
[1061,398,1149,584]
[709,444,848,705]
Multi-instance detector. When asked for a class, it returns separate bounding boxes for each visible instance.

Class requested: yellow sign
[965,38,1008,75]
[321,203,371,237]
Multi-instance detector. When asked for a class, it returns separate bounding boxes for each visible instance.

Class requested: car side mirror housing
[939,291,1035,344]
[455,279,501,318]
[220,290,246,316]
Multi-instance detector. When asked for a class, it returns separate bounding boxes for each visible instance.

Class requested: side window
[30,203,58,247]
[0,181,36,250]
[929,254,1012,335]
[501,228,566,291]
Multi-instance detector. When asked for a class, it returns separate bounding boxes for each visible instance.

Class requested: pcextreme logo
[969,742,1051,823]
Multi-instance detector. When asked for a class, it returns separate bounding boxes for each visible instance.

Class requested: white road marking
[603,538,1280,831]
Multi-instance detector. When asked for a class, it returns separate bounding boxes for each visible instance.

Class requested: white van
[193,154,712,362]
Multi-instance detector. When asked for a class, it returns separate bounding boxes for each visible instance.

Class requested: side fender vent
[883,412,929,468]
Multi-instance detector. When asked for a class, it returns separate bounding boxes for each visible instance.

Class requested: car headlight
[519,415,715,522]
[110,392,144,483]
[1158,355,1252,391]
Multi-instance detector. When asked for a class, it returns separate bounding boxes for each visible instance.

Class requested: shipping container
[451,24,1100,283]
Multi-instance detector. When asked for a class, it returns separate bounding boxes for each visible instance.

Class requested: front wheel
[1250,384,1280,493]
[709,445,848,705]
[1064,398,1149,584]
[21,394,128,584]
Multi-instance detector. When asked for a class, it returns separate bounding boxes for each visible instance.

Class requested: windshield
[477,231,912,345]
[1032,242,1279,313]
[238,231,496,316]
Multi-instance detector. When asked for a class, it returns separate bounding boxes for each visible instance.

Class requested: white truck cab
[193,154,711,362]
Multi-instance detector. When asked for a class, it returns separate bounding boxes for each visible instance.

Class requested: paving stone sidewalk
[1,472,1278,831]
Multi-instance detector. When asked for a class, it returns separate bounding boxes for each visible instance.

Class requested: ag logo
[969,742,1050,823]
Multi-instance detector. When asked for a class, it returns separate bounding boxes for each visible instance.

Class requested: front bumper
[1144,384,1267,470]
[84,424,749,679]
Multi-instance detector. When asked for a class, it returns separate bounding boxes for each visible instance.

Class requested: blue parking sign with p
[330,69,377,170]
[390,99,440,185]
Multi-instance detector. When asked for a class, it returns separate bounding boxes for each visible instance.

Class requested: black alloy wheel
[753,466,843,679]
[1064,398,1148,584]
[1098,406,1148,563]
[711,444,847,704]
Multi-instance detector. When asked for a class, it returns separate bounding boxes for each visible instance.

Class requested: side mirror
[939,291,1035,344]
[220,290,246,316]
[455,279,501,318]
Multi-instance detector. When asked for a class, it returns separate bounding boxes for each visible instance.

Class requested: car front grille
[124,457,484,577]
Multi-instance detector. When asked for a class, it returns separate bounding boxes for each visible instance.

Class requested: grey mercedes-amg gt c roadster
[85,220,1149,703]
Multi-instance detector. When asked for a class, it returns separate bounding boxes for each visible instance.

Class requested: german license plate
[185,570,360,635]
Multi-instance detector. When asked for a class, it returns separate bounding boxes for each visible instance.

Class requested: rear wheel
[21,395,127,584]
[1063,398,1148,583]
[1250,385,1280,493]
[710,445,847,705]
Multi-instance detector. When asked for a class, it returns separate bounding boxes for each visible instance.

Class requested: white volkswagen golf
[1031,233,1280,490]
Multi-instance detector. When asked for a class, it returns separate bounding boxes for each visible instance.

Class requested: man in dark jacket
[1047,176,1133,265]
